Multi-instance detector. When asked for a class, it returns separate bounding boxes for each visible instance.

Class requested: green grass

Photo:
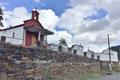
[79,73,101,80]
[0,72,102,80]
[62,72,102,80]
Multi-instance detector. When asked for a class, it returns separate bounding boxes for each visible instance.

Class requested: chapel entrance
[25,31,38,47]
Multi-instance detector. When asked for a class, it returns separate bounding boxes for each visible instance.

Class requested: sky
[0,0,120,52]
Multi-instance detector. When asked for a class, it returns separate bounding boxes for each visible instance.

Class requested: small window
[34,16,37,20]
[12,32,15,38]
[1,36,6,43]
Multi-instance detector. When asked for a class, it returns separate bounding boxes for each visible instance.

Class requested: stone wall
[0,43,101,80]
[0,62,101,80]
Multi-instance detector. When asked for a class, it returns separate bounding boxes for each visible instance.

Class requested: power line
[8,14,24,19]
[2,14,30,22]
[3,14,25,20]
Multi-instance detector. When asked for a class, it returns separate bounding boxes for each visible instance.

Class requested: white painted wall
[86,49,118,62]
[52,46,58,51]
[48,44,58,51]
[62,45,68,53]
[94,53,101,60]
[86,50,94,58]
[101,49,118,62]
[72,45,84,56]
[0,26,24,45]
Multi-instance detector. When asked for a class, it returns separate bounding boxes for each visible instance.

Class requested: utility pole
[107,34,112,73]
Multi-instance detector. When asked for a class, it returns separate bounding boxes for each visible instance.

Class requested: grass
[79,73,101,80]
[62,72,102,80]
[0,72,104,80]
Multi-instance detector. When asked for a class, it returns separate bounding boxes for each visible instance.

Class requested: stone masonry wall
[0,43,101,80]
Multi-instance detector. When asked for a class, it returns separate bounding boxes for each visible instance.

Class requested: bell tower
[32,9,39,21]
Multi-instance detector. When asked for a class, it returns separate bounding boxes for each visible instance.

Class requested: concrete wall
[0,27,24,45]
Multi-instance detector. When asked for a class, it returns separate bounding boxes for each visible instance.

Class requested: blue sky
[85,8,107,20]
[1,0,70,16]
[0,0,107,18]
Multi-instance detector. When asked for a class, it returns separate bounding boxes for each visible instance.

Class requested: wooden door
[31,34,36,46]
[25,31,32,47]
[25,31,38,47]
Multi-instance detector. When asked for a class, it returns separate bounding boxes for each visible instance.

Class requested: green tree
[59,38,67,46]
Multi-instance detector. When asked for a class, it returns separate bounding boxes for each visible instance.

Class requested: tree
[0,7,3,27]
[58,38,67,52]
[59,38,67,46]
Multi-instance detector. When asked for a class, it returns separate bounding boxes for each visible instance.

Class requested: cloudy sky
[0,0,120,52]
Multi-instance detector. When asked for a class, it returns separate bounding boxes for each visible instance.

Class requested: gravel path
[95,73,120,80]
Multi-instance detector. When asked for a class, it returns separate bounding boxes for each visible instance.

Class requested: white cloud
[59,5,96,34]
[3,7,31,28]
[38,9,59,31]
[2,7,59,30]
[96,0,120,20]
[57,0,120,52]
[47,31,72,46]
